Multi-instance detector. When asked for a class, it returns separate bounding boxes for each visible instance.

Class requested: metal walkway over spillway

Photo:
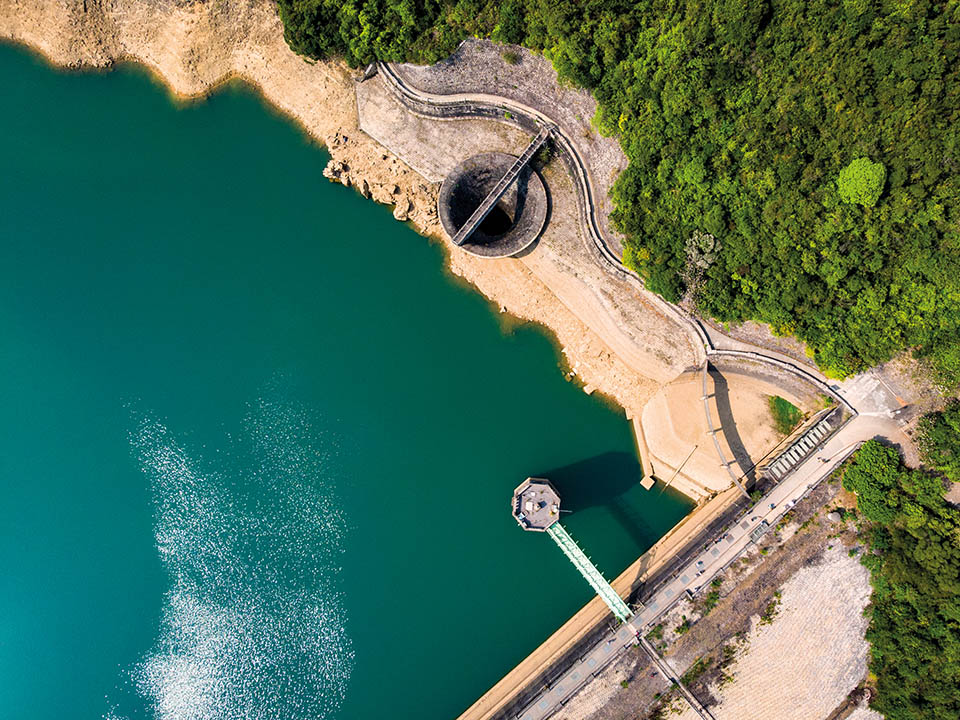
[545,523,633,623]
[451,126,552,246]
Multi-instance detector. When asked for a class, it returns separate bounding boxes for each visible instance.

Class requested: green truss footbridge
[545,523,634,624]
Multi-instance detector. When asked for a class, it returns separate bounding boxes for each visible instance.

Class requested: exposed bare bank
[0,0,693,453]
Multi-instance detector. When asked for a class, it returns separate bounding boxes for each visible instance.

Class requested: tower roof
[511,477,561,531]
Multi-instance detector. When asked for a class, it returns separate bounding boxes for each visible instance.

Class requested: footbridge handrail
[451,126,551,245]
[374,62,856,418]
[377,62,709,366]
[546,523,634,623]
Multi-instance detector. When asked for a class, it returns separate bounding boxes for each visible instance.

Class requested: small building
[749,519,770,543]
[512,478,561,531]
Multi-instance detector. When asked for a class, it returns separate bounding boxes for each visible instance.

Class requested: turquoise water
[0,44,691,720]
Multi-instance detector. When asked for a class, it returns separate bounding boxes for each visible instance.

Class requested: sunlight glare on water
[126,390,352,720]
[0,43,692,720]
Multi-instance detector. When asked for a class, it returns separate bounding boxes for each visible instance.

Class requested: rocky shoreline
[0,0,442,231]
[0,0,714,500]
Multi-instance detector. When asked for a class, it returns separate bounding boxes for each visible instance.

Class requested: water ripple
[121,390,352,720]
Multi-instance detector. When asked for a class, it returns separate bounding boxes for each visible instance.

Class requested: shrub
[842,437,960,720]
[759,591,782,625]
[681,656,712,685]
[275,0,960,387]
[917,401,960,482]
[768,396,803,435]
[646,623,663,642]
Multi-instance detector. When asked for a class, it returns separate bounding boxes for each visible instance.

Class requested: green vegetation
[533,141,554,168]
[674,616,691,635]
[701,589,721,614]
[759,590,781,624]
[918,400,960,482]
[717,640,741,689]
[275,1,960,385]
[841,439,960,720]
[680,656,712,685]
[837,158,886,207]
[768,395,803,435]
[646,623,664,642]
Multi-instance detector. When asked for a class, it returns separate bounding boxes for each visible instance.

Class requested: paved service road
[377,58,915,720]
[629,419,864,630]
[517,623,638,720]
[512,406,894,720]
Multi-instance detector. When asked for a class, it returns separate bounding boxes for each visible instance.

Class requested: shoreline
[0,4,847,718]
[0,0,698,491]
[456,485,741,720]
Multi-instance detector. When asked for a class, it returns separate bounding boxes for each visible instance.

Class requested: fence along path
[451,126,551,245]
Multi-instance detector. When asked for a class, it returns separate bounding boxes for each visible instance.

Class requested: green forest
[276,0,960,386]
[841,406,960,719]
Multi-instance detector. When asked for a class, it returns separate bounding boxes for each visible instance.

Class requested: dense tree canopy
[837,158,886,207]
[843,439,960,720]
[276,0,960,385]
[919,400,960,482]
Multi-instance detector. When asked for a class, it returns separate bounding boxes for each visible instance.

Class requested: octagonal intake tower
[512,478,561,531]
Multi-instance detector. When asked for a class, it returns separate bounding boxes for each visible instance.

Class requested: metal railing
[546,523,633,623]
[451,127,551,245]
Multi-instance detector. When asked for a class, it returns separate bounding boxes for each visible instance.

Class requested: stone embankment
[0,0,694,462]
[321,131,435,223]
[0,0,444,236]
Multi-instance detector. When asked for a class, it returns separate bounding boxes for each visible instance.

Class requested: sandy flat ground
[845,704,884,720]
[356,73,698,389]
[1,0,711,443]
[674,546,873,720]
[0,7,851,720]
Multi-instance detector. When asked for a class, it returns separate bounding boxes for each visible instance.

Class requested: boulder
[393,197,411,221]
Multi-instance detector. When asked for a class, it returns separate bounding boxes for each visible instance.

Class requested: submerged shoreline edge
[0,0,690,493]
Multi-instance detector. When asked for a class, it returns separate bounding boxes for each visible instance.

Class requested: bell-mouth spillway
[438,152,548,258]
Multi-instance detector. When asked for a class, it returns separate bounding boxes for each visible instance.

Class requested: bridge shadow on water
[538,452,660,551]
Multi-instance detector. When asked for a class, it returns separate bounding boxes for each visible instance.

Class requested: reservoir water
[0,44,691,720]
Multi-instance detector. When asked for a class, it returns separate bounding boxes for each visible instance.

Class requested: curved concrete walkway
[376,62,850,413]
[378,61,708,362]
[369,58,894,720]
